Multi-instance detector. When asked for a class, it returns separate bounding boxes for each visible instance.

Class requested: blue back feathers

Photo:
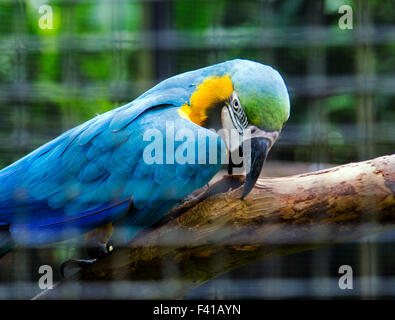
[0,105,224,244]
[0,60,261,245]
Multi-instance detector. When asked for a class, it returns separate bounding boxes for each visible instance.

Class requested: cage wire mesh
[0,0,394,299]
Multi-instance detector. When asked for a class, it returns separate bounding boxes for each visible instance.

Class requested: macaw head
[223,59,290,197]
[178,59,290,197]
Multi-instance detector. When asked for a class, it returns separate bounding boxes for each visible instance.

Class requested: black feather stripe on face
[228,93,248,134]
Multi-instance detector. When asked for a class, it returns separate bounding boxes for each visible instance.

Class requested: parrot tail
[0,224,13,258]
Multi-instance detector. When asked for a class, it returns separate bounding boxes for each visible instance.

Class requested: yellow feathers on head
[179,75,233,126]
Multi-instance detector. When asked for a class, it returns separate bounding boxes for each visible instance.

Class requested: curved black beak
[241,137,271,199]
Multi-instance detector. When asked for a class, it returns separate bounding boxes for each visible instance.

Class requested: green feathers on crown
[228,59,290,131]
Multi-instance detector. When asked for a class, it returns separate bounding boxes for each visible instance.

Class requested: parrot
[0,59,290,269]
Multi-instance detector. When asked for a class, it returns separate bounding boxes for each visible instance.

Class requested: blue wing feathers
[79,161,107,183]
[109,87,189,132]
[10,199,132,245]
[0,78,225,245]
[76,112,113,146]
[175,165,195,181]
[154,163,177,185]
[47,190,69,209]
[129,177,156,210]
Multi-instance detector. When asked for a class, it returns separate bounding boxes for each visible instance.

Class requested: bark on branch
[35,154,395,299]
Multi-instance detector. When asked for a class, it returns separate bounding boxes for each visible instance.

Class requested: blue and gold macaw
[0,59,290,263]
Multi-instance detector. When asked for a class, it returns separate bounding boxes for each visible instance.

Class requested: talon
[60,258,97,279]
[86,240,108,259]
[85,223,114,259]
[106,239,114,253]
[60,224,115,278]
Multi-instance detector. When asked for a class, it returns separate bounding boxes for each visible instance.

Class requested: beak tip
[241,184,252,199]
[241,137,271,200]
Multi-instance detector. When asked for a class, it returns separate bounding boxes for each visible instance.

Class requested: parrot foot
[60,232,113,279]
[85,223,114,259]
[60,238,114,278]
[86,238,114,260]
[60,224,114,278]
[60,258,98,278]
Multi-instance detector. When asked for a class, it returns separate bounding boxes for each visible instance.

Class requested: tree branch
[35,154,395,299]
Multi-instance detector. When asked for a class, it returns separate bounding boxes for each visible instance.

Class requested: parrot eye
[227,94,248,134]
[233,98,239,110]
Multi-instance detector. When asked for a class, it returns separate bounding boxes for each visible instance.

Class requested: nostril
[250,126,257,134]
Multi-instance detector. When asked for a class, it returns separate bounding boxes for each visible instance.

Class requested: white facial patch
[221,106,243,153]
